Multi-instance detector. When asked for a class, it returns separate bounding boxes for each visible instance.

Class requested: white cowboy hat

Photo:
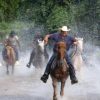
[60,26,71,31]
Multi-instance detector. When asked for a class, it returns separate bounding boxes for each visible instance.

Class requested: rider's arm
[44,34,51,44]
[73,38,78,45]
[3,35,9,46]
[44,33,58,44]
[69,36,78,45]
[15,35,20,48]
[3,39,8,46]
[16,39,20,48]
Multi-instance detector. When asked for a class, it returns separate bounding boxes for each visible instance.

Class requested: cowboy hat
[60,26,71,31]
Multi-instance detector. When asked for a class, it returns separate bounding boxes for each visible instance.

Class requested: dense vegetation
[0,0,100,44]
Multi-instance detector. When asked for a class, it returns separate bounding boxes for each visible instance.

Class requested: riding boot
[27,50,35,68]
[41,54,56,83]
[68,62,78,84]
[66,55,78,84]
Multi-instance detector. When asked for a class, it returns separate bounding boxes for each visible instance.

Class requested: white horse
[31,39,49,68]
[37,39,45,53]
[72,37,83,71]
[37,39,49,60]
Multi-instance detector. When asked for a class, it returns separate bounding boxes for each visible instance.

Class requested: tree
[0,0,20,21]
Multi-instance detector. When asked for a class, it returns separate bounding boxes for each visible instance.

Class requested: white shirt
[6,35,19,46]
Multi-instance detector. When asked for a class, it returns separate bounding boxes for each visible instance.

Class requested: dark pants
[28,50,35,65]
[44,53,76,80]
[44,45,49,59]
[2,46,19,61]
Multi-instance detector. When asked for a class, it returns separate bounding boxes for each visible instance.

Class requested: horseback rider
[41,26,78,84]
[2,31,20,64]
[26,33,49,68]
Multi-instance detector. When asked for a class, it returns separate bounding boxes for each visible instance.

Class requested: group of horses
[2,37,83,100]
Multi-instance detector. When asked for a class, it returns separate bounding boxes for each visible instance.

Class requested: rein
[70,45,78,59]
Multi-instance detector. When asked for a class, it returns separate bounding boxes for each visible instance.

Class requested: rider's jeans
[44,53,56,75]
[28,50,35,65]
[44,53,76,80]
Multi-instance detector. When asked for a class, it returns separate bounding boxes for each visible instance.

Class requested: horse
[32,39,49,68]
[50,41,69,100]
[3,40,16,74]
[71,37,83,71]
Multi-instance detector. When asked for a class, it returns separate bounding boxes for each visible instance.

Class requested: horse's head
[76,37,83,53]
[37,39,45,53]
[56,41,66,60]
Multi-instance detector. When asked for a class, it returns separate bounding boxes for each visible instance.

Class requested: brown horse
[4,40,16,74]
[50,41,69,100]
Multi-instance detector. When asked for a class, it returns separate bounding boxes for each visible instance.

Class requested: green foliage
[0,0,99,44]
[46,6,71,31]
[0,0,20,21]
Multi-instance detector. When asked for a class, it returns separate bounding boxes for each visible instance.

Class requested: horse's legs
[12,65,14,74]
[52,78,57,100]
[60,80,66,97]
[28,50,35,66]
[6,64,9,75]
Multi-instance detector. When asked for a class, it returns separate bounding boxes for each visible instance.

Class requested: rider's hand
[44,34,50,45]
[74,38,78,45]
[74,42,78,45]
[44,38,48,45]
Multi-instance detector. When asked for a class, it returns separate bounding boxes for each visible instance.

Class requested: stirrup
[41,74,48,83]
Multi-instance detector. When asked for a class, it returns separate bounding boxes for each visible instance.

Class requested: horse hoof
[53,97,57,100]
[60,92,64,97]
[7,71,9,75]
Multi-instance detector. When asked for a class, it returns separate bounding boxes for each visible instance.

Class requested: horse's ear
[42,40,44,43]
[37,39,40,43]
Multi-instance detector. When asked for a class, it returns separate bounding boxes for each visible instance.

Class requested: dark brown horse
[3,40,16,74]
[50,41,69,100]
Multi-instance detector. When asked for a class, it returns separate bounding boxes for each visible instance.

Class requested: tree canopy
[0,0,100,43]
